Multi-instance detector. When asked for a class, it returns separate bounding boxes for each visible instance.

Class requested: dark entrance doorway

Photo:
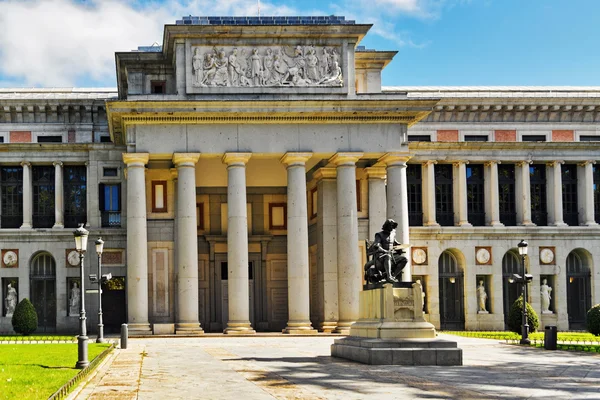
[30,253,56,333]
[502,251,521,328]
[567,251,591,330]
[102,276,126,333]
[438,251,464,330]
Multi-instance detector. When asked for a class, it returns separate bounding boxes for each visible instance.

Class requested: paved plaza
[70,334,600,400]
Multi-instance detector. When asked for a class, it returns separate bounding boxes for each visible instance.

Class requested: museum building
[0,16,599,335]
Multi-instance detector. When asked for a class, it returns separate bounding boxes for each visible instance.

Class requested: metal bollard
[121,323,128,349]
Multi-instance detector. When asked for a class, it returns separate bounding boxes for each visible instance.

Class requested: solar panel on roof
[175,15,354,25]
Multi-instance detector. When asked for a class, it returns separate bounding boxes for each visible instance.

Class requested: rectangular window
[103,168,118,177]
[522,135,546,142]
[435,164,454,226]
[407,164,423,226]
[408,135,431,142]
[356,180,362,212]
[0,137,4,143]
[99,183,121,227]
[562,164,578,226]
[152,181,167,213]
[0,166,23,228]
[197,203,204,230]
[498,164,516,226]
[151,81,166,94]
[580,135,600,142]
[269,203,287,230]
[466,164,485,226]
[64,166,87,228]
[464,135,488,142]
[594,165,600,224]
[99,136,112,143]
[530,164,547,226]
[37,136,63,143]
[32,166,55,228]
[310,187,317,219]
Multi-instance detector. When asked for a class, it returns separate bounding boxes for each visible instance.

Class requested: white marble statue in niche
[477,280,488,313]
[541,278,553,314]
[5,283,17,317]
[69,281,81,316]
[192,45,344,88]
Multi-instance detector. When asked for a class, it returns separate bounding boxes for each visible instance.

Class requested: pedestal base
[128,323,152,336]
[331,337,463,365]
[175,323,204,335]
[224,321,256,335]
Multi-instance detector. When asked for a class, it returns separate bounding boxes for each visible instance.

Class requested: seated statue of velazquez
[364,219,409,285]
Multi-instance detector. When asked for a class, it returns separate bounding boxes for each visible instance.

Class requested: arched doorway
[30,253,57,332]
[566,250,591,330]
[502,251,521,328]
[438,251,464,330]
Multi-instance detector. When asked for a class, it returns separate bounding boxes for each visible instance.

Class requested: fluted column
[122,153,151,334]
[548,161,566,226]
[579,161,598,226]
[20,162,32,229]
[222,153,255,334]
[53,161,64,229]
[485,161,503,226]
[330,152,363,334]
[173,153,203,334]
[380,153,412,282]
[423,160,439,226]
[516,161,535,226]
[365,167,387,240]
[281,152,316,334]
[453,161,471,227]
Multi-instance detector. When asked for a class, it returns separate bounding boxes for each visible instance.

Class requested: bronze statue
[364,219,408,284]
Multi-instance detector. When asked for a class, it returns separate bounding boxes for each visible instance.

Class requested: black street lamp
[517,239,530,345]
[95,237,105,343]
[73,224,89,369]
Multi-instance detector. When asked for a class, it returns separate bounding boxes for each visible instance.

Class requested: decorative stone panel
[551,130,574,142]
[495,130,516,142]
[437,130,458,142]
[9,131,31,143]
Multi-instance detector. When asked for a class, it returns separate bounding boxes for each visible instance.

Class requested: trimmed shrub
[587,304,600,336]
[507,295,539,334]
[11,298,38,335]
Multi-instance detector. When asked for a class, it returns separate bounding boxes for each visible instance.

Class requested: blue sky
[0,0,598,88]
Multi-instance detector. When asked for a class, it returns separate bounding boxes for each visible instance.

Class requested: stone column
[423,161,439,226]
[330,152,363,334]
[20,162,32,229]
[173,153,203,334]
[365,167,387,240]
[379,153,412,282]
[122,153,151,334]
[485,161,503,226]
[281,153,316,334]
[578,161,598,226]
[53,161,64,229]
[222,153,255,334]
[453,161,471,227]
[548,161,566,226]
[515,161,535,226]
[315,168,339,332]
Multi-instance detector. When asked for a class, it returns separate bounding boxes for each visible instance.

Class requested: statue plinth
[331,282,462,365]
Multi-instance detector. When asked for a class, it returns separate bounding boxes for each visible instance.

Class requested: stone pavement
[69,334,600,400]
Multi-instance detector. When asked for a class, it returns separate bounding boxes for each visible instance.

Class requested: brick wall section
[495,130,516,142]
[68,129,76,143]
[552,130,574,142]
[437,130,459,142]
[9,131,31,143]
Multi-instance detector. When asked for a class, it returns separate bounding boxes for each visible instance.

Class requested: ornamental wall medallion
[539,247,555,265]
[411,247,428,265]
[191,45,343,88]
[2,250,18,268]
[475,247,492,265]
[66,249,80,267]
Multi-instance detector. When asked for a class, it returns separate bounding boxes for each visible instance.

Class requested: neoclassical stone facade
[0,16,598,335]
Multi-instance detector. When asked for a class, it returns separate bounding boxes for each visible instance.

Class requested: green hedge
[11,298,38,335]
[587,304,600,336]
[507,295,539,334]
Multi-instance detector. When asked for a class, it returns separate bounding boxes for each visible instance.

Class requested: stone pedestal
[331,283,462,365]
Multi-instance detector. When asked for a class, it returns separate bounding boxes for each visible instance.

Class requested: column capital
[578,160,597,167]
[364,167,387,180]
[516,160,532,167]
[329,152,363,166]
[484,160,501,167]
[53,161,63,167]
[452,160,470,167]
[547,160,564,167]
[313,167,337,181]
[424,160,438,166]
[378,152,411,166]
[280,152,312,167]
[122,153,149,166]
[172,153,200,167]
[20,161,31,167]
[222,152,251,166]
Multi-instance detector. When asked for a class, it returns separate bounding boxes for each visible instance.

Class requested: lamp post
[95,237,105,343]
[73,224,89,369]
[518,239,530,345]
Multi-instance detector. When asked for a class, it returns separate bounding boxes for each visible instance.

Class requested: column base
[127,323,152,336]
[490,221,505,227]
[319,321,338,333]
[175,323,204,335]
[20,223,32,229]
[224,321,256,335]
[518,221,536,227]
[334,321,354,335]
[458,222,472,227]
[52,223,64,229]
[581,221,599,226]
[283,321,317,335]
[551,222,568,227]
[424,222,440,227]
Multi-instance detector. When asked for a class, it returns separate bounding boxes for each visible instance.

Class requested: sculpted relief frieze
[191,45,343,88]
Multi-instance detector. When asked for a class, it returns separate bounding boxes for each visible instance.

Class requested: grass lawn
[0,343,111,400]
